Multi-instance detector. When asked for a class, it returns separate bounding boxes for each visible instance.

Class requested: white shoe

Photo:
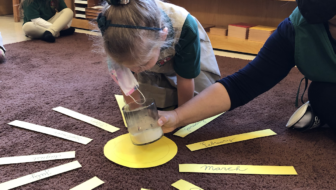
[286,101,323,131]
[0,48,5,63]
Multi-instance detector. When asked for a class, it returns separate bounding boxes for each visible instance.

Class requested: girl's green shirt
[22,0,68,25]
[174,14,201,79]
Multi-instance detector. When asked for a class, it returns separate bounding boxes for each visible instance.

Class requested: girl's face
[123,27,168,73]
[126,47,161,73]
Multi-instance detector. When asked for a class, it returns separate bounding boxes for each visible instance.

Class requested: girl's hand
[157,110,180,133]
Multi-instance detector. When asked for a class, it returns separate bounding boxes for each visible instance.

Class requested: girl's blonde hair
[101,0,174,66]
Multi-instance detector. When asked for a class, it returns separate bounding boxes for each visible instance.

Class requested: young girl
[98,0,221,108]
[21,0,75,43]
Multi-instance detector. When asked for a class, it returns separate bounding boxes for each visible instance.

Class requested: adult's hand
[158,83,231,133]
[158,110,180,133]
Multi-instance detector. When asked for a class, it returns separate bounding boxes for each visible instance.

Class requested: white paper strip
[75,14,86,18]
[74,0,88,4]
[75,7,86,11]
[8,120,92,145]
[70,176,104,190]
[0,161,82,190]
[0,151,76,165]
[53,106,119,133]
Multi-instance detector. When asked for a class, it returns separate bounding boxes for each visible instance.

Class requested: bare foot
[0,48,5,64]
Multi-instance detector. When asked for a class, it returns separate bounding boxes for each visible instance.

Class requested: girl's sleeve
[217,18,296,110]
[174,14,201,79]
[58,0,68,11]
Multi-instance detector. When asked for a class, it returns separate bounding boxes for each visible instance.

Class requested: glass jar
[122,98,163,145]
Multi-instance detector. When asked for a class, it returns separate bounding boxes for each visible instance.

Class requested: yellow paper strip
[0,161,82,189]
[0,151,75,165]
[179,164,297,175]
[172,179,203,190]
[186,129,276,151]
[115,95,127,127]
[53,106,119,133]
[8,120,92,145]
[174,113,224,138]
[70,176,104,190]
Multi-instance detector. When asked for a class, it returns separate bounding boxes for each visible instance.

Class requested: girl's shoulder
[156,0,189,13]
[181,15,198,34]
[156,0,189,26]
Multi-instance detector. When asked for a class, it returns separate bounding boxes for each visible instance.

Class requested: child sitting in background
[98,0,221,108]
[21,0,75,43]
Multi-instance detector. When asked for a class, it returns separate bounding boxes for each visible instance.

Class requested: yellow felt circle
[104,134,178,168]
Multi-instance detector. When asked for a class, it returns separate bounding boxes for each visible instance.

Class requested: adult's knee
[308,81,336,128]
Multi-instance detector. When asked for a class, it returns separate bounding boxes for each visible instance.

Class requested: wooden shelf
[208,34,263,54]
[169,0,296,54]
[68,0,101,29]
[74,0,88,4]
[68,0,295,54]
[1,0,13,16]
[71,18,97,30]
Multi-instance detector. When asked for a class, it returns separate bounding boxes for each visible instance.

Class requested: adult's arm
[158,18,296,133]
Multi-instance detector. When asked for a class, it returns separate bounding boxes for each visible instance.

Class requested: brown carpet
[1,33,336,190]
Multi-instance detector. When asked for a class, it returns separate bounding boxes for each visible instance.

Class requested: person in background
[0,32,5,63]
[21,0,75,43]
[157,0,336,133]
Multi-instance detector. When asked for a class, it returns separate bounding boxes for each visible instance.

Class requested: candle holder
[122,98,163,145]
